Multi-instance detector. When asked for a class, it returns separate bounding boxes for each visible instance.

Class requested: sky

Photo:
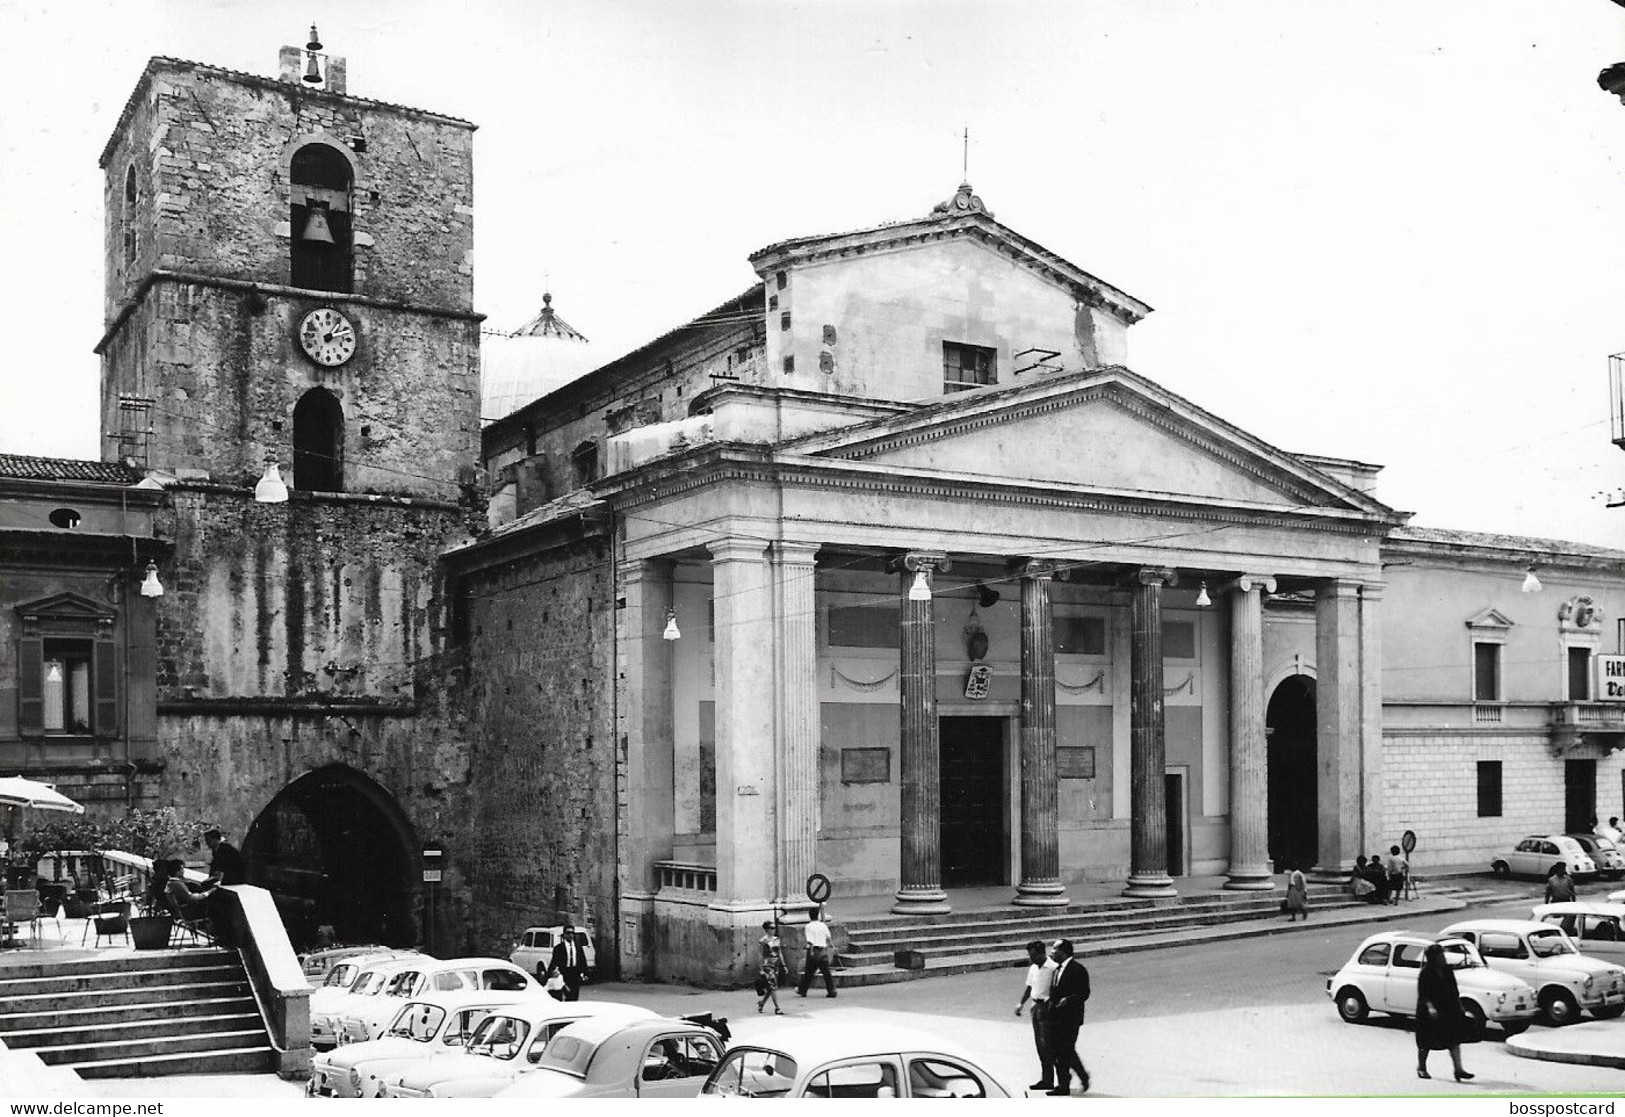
[2,0,1624,547]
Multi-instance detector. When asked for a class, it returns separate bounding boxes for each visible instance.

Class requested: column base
[891,888,952,916]
[1222,868,1276,892]
[1122,872,1178,899]
[1013,881,1070,907]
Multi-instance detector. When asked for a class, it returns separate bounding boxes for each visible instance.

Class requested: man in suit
[548,923,588,1001]
[1044,939,1091,1095]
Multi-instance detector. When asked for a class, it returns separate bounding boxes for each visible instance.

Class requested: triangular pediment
[780,367,1394,517]
[1465,607,1516,631]
[15,592,116,623]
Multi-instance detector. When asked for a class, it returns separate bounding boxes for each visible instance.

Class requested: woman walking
[756,920,785,1015]
[1415,944,1474,1082]
[1545,862,1578,905]
[1284,864,1309,922]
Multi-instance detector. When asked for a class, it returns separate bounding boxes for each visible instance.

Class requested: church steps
[0,994,256,1034]
[0,964,244,999]
[2,1011,264,1051]
[70,1045,278,1079]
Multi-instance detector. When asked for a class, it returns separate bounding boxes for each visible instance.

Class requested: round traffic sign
[806,873,831,904]
[1401,830,1417,855]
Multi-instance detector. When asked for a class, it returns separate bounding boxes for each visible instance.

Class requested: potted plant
[100,808,209,950]
[12,817,106,917]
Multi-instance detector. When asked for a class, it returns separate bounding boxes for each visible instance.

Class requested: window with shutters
[15,592,119,741]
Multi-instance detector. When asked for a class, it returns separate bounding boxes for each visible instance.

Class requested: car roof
[522,926,592,936]
[404,956,523,973]
[482,1000,653,1028]
[1524,834,1583,844]
[390,990,534,1015]
[1534,902,1625,916]
[724,1020,985,1069]
[1443,919,1555,934]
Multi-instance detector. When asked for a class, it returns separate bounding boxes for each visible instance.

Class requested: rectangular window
[1054,615,1105,656]
[942,342,996,393]
[1568,647,1592,701]
[42,638,93,735]
[827,602,900,649]
[1477,760,1503,817]
[1473,641,1501,702]
[1162,621,1197,660]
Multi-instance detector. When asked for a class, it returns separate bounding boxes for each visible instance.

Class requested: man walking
[1045,939,1091,1096]
[795,907,836,998]
[1014,940,1056,1091]
[548,923,588,1001]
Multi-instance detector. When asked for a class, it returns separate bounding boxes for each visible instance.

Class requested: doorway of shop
[1565,759,1597,835]
[939,716,1008,887]
[1267,675,1318,873]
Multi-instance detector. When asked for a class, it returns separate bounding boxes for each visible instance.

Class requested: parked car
[309,952,421,1050]
[1439,919,1625,1024]
[1491,835,1597,880]
[1325,931,1537,1036]
[697,1021,1014,1099]
[300,944,388,981]
[306,990,531,1097]
[510,925,598,980]
[470,1013,732,1099]
[335,957,538,1046]
[1532,902,1625,964]
[381,1001,660,1097]
[1566,834,1625,881]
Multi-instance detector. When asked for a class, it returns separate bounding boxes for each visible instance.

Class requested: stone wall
[457,534,619,968]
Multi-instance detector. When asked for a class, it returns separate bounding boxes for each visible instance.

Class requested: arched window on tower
[293,388,344,492]
[290,144,353,293]
[123,165,138,268]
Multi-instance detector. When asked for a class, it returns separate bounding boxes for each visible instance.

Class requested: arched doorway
[1267,675,1317,873]
[242,765,417,950]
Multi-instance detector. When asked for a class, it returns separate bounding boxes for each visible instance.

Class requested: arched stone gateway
[243,765,418,950]
[1266,675,1318,873]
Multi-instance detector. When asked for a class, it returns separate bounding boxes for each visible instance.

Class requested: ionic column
[1224,575,1276,891]
[1014,559,1069,907]
[1314,580,1361,877]
[892,551,952,915]
[1358,583,1384,861]
[772,541,821,915]
[707,539,776,909]
[1125,566,1178,898]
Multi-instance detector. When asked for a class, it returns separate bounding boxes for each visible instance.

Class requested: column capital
[617,557,675,585]
[1220,574,1277,595]
[770,541,822,565]
[1315,579,1361,600]
[708,538,768,564]
[1358,581,1385,601]
[1131,566,1178,589]
[888,551,951,575]
[1008,558,1071,581]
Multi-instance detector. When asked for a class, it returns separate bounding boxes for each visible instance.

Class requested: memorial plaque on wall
[963,664,993,700]
[841,747,890,784]
[1056,746,1095,780]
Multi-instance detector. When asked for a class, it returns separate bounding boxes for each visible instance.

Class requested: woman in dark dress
[1415,943,1474,1082]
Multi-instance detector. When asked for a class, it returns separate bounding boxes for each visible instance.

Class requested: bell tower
[95,29,480,498]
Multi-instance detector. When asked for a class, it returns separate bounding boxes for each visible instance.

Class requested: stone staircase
[0,949,276,1078]
[832,882,1392,986]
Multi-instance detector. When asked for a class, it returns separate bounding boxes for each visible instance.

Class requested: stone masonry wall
[459,537,618,969]
[102,59,474,318]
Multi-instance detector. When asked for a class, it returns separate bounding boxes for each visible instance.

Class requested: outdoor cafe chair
[84,900,131,948]
[3,889,43,948]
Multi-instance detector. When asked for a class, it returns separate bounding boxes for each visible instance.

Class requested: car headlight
[1496,992,1506,1005]
[1583,976,1594,991]
[349,1068,362,1094]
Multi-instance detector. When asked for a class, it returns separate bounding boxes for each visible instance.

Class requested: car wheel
[1459,999,1487,1037]
[1335,987,1369,1023]
[1592,1005,1624,1020]
[1491,861,1510,879]
[1539,988,1580,1027]
[1607,871,1624,882]
[1500,1021,1529,1036]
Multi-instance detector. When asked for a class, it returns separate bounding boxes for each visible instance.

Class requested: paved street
[90,881,1625,1099]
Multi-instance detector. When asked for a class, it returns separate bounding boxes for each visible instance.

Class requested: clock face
[299,308,357,367]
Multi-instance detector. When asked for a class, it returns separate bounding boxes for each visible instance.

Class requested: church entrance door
[939,716,1008,888]
[1267,675,1318,873]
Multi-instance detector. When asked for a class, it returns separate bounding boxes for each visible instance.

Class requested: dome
[480,294,597,424]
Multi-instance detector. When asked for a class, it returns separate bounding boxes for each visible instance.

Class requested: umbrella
[0,776,85,814]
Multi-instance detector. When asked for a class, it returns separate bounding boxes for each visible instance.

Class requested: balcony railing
[1548,701,1625,755]
[655,860,717,893]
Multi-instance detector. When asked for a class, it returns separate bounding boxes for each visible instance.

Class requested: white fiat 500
[334,957,537,1046]
[308,952,420,1050]
[1533,902,1625,964]
[1440,919,1625,1025]
[1326,931,1538,1035]
[1491,835,1597,880]
[306,990,529,1098]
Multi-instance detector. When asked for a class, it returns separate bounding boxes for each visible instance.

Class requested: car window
[1357,943,1391,966]
[535,1034,595,1078]
[1478,932,1527,960]
[1595,837,1619,853]
[387,1003,447,1041]
[1393,943,1426,968]
[482,967,530,991]
[703,1050,799,1098]
[1519,840,1538,852]
[521,931,535,948]
[445,1009,483,1046]
[467,1015,530,1060]
[908,1058,987,1099]
[804,1060,900,1099]
[1582,915,1623,942]
[324,964,357,989]
[1528,929,1576,956]
[641,1035,720,1081]
[524,1019,579,1064]
[1541,842,1560,856]
[1441,942,1480,969]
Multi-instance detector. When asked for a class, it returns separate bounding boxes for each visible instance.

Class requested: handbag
[754,973,771,997]
[544,969,565,994]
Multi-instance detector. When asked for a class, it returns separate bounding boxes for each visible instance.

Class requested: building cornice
[95,271,483,355]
